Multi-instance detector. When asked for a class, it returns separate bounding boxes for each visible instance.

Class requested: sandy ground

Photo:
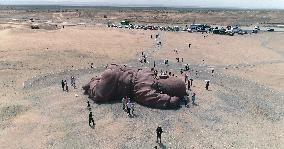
[0,23,283,149]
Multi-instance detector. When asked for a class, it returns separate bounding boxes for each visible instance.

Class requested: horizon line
[1,4,284,10]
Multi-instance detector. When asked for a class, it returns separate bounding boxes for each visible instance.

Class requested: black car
[252,29,258,33]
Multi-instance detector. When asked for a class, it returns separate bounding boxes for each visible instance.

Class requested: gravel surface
[14,31,284,149]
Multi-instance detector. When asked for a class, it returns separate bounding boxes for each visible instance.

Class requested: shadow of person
[193,103,199,106]
[130,113,139,118]
[158,142,167,149]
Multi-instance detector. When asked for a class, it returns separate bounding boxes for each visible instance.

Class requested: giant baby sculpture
[83,64,187,109]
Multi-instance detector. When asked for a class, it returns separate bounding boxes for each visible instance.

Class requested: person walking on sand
[190,78,193,87]
[121,97,126,110]
[156,126,163,143]
[192,93,196,105]
[87,101,91,110]
[184,74,188,83]
[205,81,210,90]
[89,112,95,127]
[176,58,180,63]
[185,64,189,71]
[144,57,147,63]
[126,100,131,116]
[61,80,65,91]
[154,70,158,77]
[184,95,189,107]
[64,80,68,92]
[187,80,191,90]
[130,102,135,116]
[71,76,76,89]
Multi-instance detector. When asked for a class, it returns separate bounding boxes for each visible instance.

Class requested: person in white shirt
[126,101,132,116]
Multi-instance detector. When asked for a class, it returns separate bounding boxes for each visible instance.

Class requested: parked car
[267,28,274,32]
[254,26,260,30]
[238,30,248,35]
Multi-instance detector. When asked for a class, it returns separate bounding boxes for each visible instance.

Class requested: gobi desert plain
[0,6,284,149]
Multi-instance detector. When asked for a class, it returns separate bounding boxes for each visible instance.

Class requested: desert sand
[0,7,284,149]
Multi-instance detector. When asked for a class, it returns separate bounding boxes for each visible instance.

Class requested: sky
[1,0,284,9]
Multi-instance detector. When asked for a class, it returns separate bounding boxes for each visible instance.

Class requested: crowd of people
[61,76,76,92]
[145,33,215,111]
[57,32,215,146]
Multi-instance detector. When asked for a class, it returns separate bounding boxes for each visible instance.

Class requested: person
[184,74,188,83]
[87,101,91,110]
[164,60,169,66]
[154,70,158,77]
[190,78,193,87]
[151,35,153,39]
[89,112,95,127]
[206,81,210,90]
[130,102,135,116]
[192,93,196,105]
[61,80,65,91]
[121,97,126,110]
[64,80,68,92]
[154,61,156,68]
[176,58,180,63]
[71,76,76,89]
[91,63,94,68]
[211,69,215,76]
[188,43,191,48]
[126,100,132,116]
[184,95,189,107]
[66,84,69,92]
[156,126,163,143]
[185,64,189,71]
[180,69,183,74]
[181,58,184,62]
[195,71,198,77]
[187,80,191,90]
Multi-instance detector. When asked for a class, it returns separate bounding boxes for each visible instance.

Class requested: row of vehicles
[108,22,274,35]
[109,24,189,32]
